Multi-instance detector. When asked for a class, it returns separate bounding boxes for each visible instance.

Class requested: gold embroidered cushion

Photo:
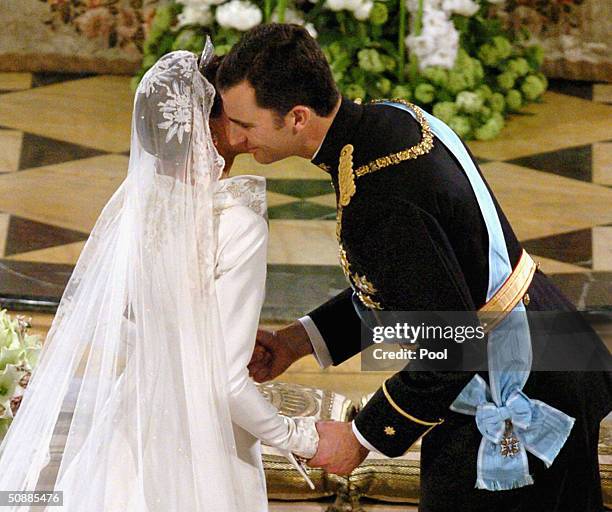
[258,381,356,501]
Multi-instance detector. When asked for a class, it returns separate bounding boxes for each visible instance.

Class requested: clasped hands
[248,326,369,476]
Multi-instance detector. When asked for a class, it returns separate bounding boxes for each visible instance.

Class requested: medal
[500,420,520,458]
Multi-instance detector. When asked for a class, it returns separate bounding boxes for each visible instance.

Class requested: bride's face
[209,108,250,163]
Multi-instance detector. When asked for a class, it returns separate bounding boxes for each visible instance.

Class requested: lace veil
[0,40,250,511]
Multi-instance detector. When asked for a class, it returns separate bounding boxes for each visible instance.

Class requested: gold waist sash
[478,249,538,333]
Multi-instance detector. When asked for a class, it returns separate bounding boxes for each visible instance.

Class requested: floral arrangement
[38,0,159,59]
[0,310,43,441]
[135,0,549,140]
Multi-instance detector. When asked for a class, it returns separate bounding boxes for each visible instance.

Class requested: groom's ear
[288,106,312,134]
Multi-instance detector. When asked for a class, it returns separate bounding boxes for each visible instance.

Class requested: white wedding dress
[214,174,306,512]
[0,44,317,511]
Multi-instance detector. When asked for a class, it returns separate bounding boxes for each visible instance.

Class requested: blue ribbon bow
[452,371,575,490]
[476,388,532,444]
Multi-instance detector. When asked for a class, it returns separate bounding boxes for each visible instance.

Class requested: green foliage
[370,3,389,26]
[391,84,413,101]
[488,92,506,113]
[474,112,504,140]
[432,101,458,124]
[358,48,387,73]
[414,83,436,104]
[135,0,548,140]
[448,116,472,139]
[521,74,547,101]
[506,89,523,111]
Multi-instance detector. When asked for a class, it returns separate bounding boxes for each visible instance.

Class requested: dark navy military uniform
[307,97,612,511]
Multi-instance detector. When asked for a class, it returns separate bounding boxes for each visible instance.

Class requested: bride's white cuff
[284,416,319,459]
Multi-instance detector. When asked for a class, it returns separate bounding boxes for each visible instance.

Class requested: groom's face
[221,81,299,164]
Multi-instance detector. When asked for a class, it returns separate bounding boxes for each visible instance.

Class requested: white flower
[343,0,363,11]
[354,0,373,20]
[216,0,263,31]
[325,0,361,12]
[405,33,437,56]
[305,22,318,38]
[456,91,484,112]
[421,9,451,34]
[442,0,479,16]
[405,0,460,69]
[424,36,458,66]
[420,50,457,68]
[325,0,347,11]
[177,4,213,27]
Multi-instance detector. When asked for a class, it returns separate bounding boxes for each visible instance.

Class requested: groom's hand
[248,322,313,382]
[307,421,369,476]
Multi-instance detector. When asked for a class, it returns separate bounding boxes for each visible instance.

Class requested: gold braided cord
[382,380,444,427]
[355,99,434,177]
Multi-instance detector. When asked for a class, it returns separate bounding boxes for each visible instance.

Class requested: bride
[0,40,318,511]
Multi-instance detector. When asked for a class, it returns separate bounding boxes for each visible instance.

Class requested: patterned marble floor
[0,72,611,319]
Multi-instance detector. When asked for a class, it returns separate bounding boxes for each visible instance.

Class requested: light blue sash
[381,101,575,491]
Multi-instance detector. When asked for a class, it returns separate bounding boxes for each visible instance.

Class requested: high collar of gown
[213,174,267,220]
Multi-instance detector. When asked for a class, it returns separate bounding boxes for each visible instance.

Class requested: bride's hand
[248,323,313,382]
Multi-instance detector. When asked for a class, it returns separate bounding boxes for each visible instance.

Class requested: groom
[216,24,611,511]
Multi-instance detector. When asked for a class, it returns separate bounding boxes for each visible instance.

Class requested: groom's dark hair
[216,24,339,118]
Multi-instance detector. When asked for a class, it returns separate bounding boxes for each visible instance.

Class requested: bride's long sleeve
[214,205,317,458]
